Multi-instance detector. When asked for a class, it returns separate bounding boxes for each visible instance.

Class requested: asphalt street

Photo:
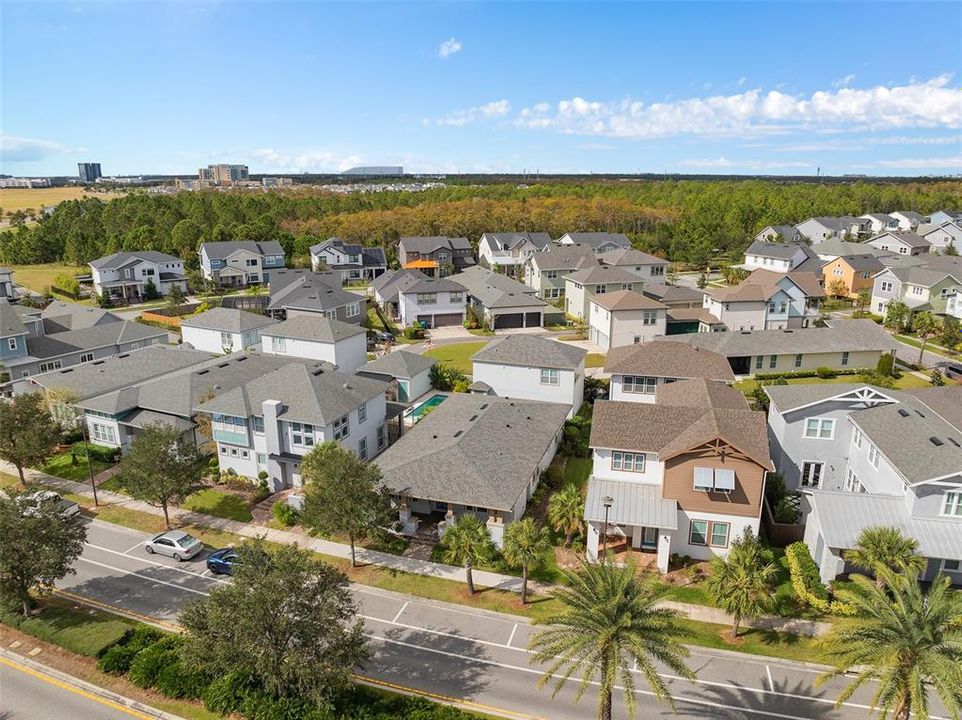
[56,519,951,720]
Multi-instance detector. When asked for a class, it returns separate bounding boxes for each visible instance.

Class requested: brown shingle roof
[604,341,735,382]
[656,378,749,410]
[590,290,667,312]
[708,283,781,302]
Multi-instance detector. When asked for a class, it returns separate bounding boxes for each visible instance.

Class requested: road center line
[391,601,409,623]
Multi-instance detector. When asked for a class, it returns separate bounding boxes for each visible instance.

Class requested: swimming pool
[406,393,447,421]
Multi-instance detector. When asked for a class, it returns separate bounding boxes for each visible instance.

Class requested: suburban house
[753,225,801,244]
[557,232,631,254]
[889,211,925,231]
[1,303,168,393]
[397,236,475,277]
[927,210,962,226]
[858,214,900,234]
[0,268,14,303]
[604,340,734,403]
[822,255,885,299]
[641,283,705,311]
[260,315,368,373]
[814,239,894,263]
[742,269,824,327]
[865,231,930,256]
[470,335,586,417]
[870,257,962,318]
[597,248,669,282]
[357,350,436,404]
[376,393,569,547]
[89,251,187,302]
[795,217,867,244]
[917,221,962,254]
[477,232,552,272]
[397,277,466,328]
[588,290,668,351]
[657,320,900,376]
[563,265,644,320]
[702,282,793,332]
[947,291,962,321]
[266,269,365,323]
[740,241,815,273]
[637,283,710,334]
[524,244,597,300]
[199,241,286,287]
[583,391,772,570]
[452,265,547,329]
[372,268,430,321]
[181,307,278,354]
[309,238,387,282]
[195,363,389,489]
[801,386,962,585]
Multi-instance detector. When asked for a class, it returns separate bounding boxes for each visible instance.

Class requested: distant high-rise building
[78,163,102,182]
[199,164,249,185]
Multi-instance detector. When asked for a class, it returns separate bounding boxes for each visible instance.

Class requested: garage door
[494,313,524,329]
[433,313,463,327]
[524,311,542,327]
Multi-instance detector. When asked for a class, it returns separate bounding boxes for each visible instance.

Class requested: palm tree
[502,518,551,604]
[547,485,584,548]
[704,527,778,638]
[843,526,927,586]
[530,562,694,720]
[817,570,962,720]
[439,514,494,595]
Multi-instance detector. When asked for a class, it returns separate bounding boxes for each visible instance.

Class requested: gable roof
[472,335,586,370]
[402,277,466,294]
[375,394,570,511]
[799,216,862,233]
[708,282,783,303]
[754,226,799,243]
[745,240,803,260]
[261,314,366,343]
[89,251,182,270]
[0,302,27,337]
[308,238,387,268]
[17,321,167,363]
[267,270,360,312]
[814,239,894,259]
[743,268,825,298]
[372,268,430,302]
[451,266,544,310]
[40,302,121,332]
[559,232,631,249]
[564,265,641,285]
[200,241,285,260]
[399,236,472,253]
[589,289,667,312]
[604,340,734,381]
[833,254,885,273]
[359,350,436,379]
[482,232,552,251]
[763,383,901,413]
[655,378,748,410]
[641,282,706,305]
[181,307,279,333]
[868,231,931,249]
[597,247,667,267]
[529,244,598,271]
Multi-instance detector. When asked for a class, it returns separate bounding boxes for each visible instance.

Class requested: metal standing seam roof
[584,479,678,528]
[471,335,586,370]
[808,490,962,560]
[181,307,279,333]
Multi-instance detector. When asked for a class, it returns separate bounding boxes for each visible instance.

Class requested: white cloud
[438,38,462,59]
[578,142,617,151]
[870,155,962,169]
[0,134,74,163]
[737,77,748,87]
[502,75,961,139]
[242,148,362,173]
[434,100,511,127]
[678,157,814,170]
[833,74,856,88]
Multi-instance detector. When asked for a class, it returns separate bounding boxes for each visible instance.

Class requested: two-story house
[889,211,925,231]
[740,241,815,273]
[89,251,187,302]
[802,386,962,585]
[588,290,668,351]
[753,225,801,244]
[563,265,644,320]
[397,237,475,278]
[556,232,631,255]
[260,315,368,373]
[477,232,552,272]
[795,217,867,244]
[865,231,931,257]
[372,268,431,322]
[196,363,389,490]
[584,388,773,570]
[741,269,824,328]
[814,239,895,264]
[266,269,365,323]
[703,283,793,331]
[451,266,546,329]
[309,238,387,282]
[398,277,466,328]
[822,255,885,299]
[870,259,962,318]
[926,210,962,226]
[470,334,586,417]
[199,241,286,287]
[858,213,900,234]
[603,340,734,403]
[917,221,962,254]
[524,244,597,301]
[181,307,279,355]
[597,247,669,282]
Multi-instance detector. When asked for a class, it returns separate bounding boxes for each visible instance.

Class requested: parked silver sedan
[144,530,203,561]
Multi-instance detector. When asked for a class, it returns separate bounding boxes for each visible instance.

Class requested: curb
[0,646,185,720]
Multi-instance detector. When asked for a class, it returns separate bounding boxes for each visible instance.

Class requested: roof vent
[197,369,210,375]
[740,330,751,334]
[783,329,794,333]
[915,410,925,418]
[432,434,438,439]
[468,414,478,421]
[453,430,463,438]
[343,383,352,390]
[217,362,229,368]
[930,436,944,447]
[898,408,910,417]
[506,423,511,428]
[480,403,489,410]
[948,437,961,448]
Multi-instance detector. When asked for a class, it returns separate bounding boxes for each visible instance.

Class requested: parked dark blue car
[206,547,240,575]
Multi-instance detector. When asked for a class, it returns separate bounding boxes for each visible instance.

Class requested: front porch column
[631,525,643,549]
[656,532,671,574]
[486,511,505,548]
[586,521,600,562]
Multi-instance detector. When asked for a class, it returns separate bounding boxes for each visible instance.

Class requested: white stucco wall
[471,362,583,417]
[182,326,254,354]
[261,333,367,373]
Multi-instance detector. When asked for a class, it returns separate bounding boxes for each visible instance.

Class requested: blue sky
[2,1,960,177]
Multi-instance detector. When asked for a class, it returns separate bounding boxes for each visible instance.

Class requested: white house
[199,241,286,287]
[889,211,925,231]
[181,307,279,355]
[563,265,644,321]
[858,214,899,234]
[309,238,387,282]
[603,341,735,404]
[927,210,962,226]
[398,277,466,328]
[477,232,552,271]
[917,221,962,254]
[260,314,368,373]
[89,251,187,302]
[866,231,931,257]
[597,247,669,282]
[753,225,801,244]
[740,241,814,273]
[588,290,667,351]
[556,232,631,254]
[470,335,586,418]
[795,217,866,244]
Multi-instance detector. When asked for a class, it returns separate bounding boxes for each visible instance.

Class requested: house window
[376,424,386,450]
[7,337,17,351]
[841,351,849,366]
[941,492,962,517]
[651,265,664,276]
[544,288,562,299]
[689,520,709,546]
[611,451,645,472]
[942,559,961,573]
[845,468,864,493]
[358,402,367,424]
[271,336,287,353]
[544,270,558,279]
[804,417,835,439]
[769,355,778,369]
[39,360,63,373]
[358,437,368,461]
[221,332,233,348]
[623,375,657,394]
[622,283,632,291]
[755,355,763,370]
[220,446,227,455]
[801,462,823,487]
[910,285,923,296]
[252,416,265,433]
[768,302,776,313]
[710,522,730,548]
[417,293,438,305]
[594,285,607,294]
[832,267,843,277]
[642,311,657,326]
[246,258,257,266]
[291,422,315,447]
[346,302,360,317]
[852,428,862,449]
[229,447,238,457]
[794,354,802,368]
[91,423,115,444]
[449,292,463,304]
[868,444,880,468]
[256,453,267,467]
[881,281,893,292]
[241,450,249,459]
[79,352,94,363]
[324,309,337,319]
[898,247,907,255]
[540,368,560,385]
[333,414,350,440]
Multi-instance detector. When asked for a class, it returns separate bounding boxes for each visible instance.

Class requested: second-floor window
[417,293,437,305]
[651,266,664,276]
[271,337,286,353]
[221,332,233,348]
[540,368,560,385]
[845,467,865,493]
[252,416,265,433]
[880,281,893,292]
[804,417,834,439]
[346,302,360,317]
[358,401,367,424]
[333,414,350,440]
[544,270,558,279]
[911,285,924,296]
[291,422,314,447]
[7,337,18,351]
[39,360,62,373]
[594,285,607,294]
[868,444,881,468]
[449,292,463,304]
[246,258,257,266]
[611,451,645,472]
[642,310,657,325]
[80,352,94,363]
[852,427,862,449]
[942,491,962,517]
[623,375,657,394]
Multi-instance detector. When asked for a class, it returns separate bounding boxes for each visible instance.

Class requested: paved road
[57,519,950,720]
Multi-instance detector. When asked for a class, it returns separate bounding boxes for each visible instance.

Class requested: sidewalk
[4,460,832,636]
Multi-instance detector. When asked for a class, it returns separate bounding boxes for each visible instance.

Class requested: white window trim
[942,491,962,517]
[804,417,835,440]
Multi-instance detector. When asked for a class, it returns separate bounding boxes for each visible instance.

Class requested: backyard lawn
[585,352,606,368]
[424,341,489,374]
[734,371,933,394]
[4,263,88,294]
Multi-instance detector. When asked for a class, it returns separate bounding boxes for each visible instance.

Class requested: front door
[641,527,658,550]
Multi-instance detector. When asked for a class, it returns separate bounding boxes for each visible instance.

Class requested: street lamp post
[601,495,613,564]
[78,413,99,507]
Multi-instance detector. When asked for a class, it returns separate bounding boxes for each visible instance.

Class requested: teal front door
[641,527,658,550]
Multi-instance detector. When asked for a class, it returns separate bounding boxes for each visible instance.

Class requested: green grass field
[585,352,606,368]
[424,341,489,374]
[4,263,88,294]
[0,601,134,657]
[735,372,932,394]
[41,451,113,484]
[183,488,254,522]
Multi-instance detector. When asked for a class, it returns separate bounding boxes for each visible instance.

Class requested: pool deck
[402,392,450,426]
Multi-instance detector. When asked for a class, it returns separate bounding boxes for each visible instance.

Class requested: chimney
[262,399,284,456]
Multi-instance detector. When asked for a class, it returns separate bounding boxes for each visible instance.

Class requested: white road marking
[84,543,228,584]
[123,542,144,555]
[392,601,409,623]
[506,623,518,648]
[767,665,775,692]
[76,557,211,596]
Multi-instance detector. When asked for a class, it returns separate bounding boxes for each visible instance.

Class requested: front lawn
[183,487,254,522]
[42,449,114,483]
[423,341,489,375]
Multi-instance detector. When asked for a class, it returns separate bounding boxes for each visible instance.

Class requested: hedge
[754,368,869,382]
[70,441,120,464]
[785,542,854,616]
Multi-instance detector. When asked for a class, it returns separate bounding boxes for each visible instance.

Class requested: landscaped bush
[272,500,301,526]
[97,626,165,674]
[127,636,182,688]
[203,670,258,716]
[754,368,867,381]
[429,362,466,391]
[764,473,800,524]
[560,414,591,457]
[815,366,835,379]
[402,325,425,340]
[70,441,119,464]
[876,352,895,377]
[155,660,210,700]
[785,542,854,616]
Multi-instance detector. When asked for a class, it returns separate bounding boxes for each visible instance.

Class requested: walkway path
[3,460,832,636]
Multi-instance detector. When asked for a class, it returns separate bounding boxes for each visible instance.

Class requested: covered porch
[395,495,510,547]
[584,478,678,572]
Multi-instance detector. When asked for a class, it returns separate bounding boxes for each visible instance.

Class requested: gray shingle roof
[814,239,893,259]
[40,302,120,331]
[181,307,279,333]
[89,251,182,270]
[584,479,678,527]
[372,268,430,303]
[19,321,167,362]
[200,240,285,260]
[471,335,586,370]
[655,319,900,357]
[598,247,667,267]
[605,341,734,381]
[451,266,545,310]
[375,394,570,511]
[564,265,641,285]
[745,240,802,259]
[482,232,552,251]
[869,231,931,249]
[267,270,361,312]
[755,226,799,243]
[402,278,466,294]
[0,303,27,337]
[908,386,962,432]
[262,315,366,343]
[560,233,631,249]
[640,282,705,305]
[399,236,472,253]
[529,244,598,272]
[590,289,667,312]
[359,350,436,379]
[838,254,885,273]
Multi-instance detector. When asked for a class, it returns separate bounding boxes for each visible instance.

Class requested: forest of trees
[2,179,959,269]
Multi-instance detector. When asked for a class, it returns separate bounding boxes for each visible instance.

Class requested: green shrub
[272,500,301,526]
[127,636,181,689]
[204,670,257,716]
[815,366,835,379]
[429,362,466,391]
[754,368,866,381]
[240,693,317,720]
[876,352,895,377]
[154,661,210,700]
[402,326,425,340]
[70,441,120,464]
[258,470,269,480]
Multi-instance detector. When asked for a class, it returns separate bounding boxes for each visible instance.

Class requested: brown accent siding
[662,442,766,518]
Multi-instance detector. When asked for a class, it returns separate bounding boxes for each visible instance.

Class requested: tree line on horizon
[1,179,959,270]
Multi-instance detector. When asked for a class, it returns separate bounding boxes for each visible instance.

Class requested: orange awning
[403,259,439,269]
